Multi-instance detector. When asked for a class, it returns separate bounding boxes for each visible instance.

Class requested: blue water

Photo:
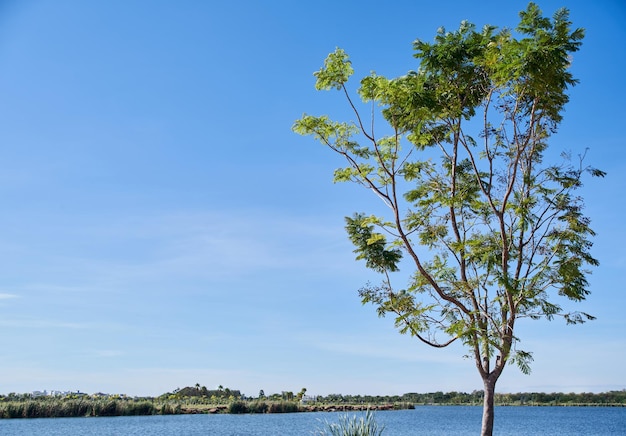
[0,406,624,435]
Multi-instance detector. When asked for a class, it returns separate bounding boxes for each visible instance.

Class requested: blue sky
[0,0,624,397]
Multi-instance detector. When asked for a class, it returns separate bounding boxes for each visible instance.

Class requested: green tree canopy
[294,3,603,436]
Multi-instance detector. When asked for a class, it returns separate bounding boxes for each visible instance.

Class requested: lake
[0,406,624,435]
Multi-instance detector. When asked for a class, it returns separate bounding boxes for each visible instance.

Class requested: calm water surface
[0,406,624,435]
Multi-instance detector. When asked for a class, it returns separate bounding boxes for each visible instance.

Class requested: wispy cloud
[0,209,359,295]
[0,293,18,299]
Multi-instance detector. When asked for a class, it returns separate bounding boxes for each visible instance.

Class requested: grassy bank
[2,388,624,419]
[0,397,414,419]
[0,398,180,419]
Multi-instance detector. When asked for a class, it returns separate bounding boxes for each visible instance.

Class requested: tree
[293,4,603,435]
[297,387,308,401]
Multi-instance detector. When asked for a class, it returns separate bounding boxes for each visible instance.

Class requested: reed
[227,400,248,414]
[315,410,385,436]
[247,400,269,414]
[267,401,301,413]
[0,398,160,419]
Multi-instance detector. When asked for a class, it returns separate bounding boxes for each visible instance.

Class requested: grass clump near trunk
[315,410,385,436]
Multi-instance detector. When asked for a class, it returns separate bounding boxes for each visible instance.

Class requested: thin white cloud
[0,293,18,299]
[0,209,361,293]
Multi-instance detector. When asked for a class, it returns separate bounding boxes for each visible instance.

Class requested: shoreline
[1,399,624,420]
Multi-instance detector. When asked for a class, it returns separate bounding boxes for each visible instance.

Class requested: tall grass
[227,400,249,414]
[0,399,160,419]
[247,400,269,414]
[226,400,301,414]
[267,401,300,413]
[0,397,309,419]
[315,410,385,436]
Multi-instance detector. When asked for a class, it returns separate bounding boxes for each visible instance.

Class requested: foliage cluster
[173,386,241,399]
[160,385,242,404]
[294,1,602,378]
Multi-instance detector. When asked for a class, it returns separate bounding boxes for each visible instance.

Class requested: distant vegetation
[0,395,178,419]
[0,388,624,419]
[322,390,626,407]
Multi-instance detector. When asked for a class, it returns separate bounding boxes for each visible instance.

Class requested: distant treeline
[314,390,626,406]
[1,389,624,419]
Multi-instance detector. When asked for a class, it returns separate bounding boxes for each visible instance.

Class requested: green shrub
[228,400,248,414]
[125,401,157,416]
[247,401,268,414]
[160,403,182,415]
[268,401,300,413]
[1,402,23,419]
[315,410,385,436]
[393,402,414,410]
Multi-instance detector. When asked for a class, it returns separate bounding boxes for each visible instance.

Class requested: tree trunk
[480,377,497,436]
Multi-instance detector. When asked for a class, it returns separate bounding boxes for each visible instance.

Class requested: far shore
[1,389,624,419]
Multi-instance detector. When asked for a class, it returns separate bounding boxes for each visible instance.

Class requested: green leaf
[314,48,354,91]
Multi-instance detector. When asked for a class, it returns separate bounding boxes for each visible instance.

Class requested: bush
[228,400,248,414]
[247,401,268,414]
[96,400,119,416]
[0,402,23,419]
[268,401,300,413]
[160,403,182,415]
[126,401,157,416]
[315,410,385,436]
